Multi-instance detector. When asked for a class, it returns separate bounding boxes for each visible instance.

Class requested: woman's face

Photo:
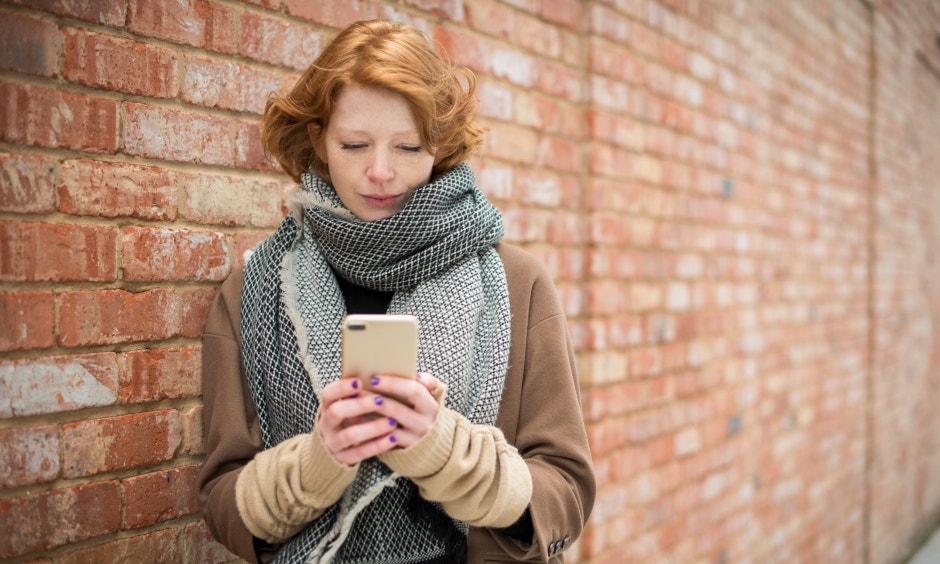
[313,83,436,221]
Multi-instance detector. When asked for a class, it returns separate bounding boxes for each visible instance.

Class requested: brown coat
[197,243,595,562]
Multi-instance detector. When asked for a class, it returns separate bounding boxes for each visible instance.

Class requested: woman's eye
[341,143,366,150]
[400,145,422,153]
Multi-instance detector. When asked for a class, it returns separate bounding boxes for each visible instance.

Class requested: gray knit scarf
[240,163,511,563]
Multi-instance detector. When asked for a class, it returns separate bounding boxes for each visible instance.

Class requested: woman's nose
[367,151,393,183]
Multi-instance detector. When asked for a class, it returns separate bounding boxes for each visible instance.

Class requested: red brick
[62,410,181,478]
[240,12,327,70]
[234,231,271,270]
[0,292,54,352]
[286,0,364,26]
[57,528,180,564]
[491,47,536,88]
[182,405,205,455]
[537,136,582,173]
[402,0,462,19]
[120,347,201,403]
[0,11,59,76]
[62,28,178,97]
[59,159,178,221]
[124,102,235,165]
[122,465,200,528]
[0,82,119,153]
[127,0,235,53]
[540,0,583,30]
[0,481,121,559]
[433,24,491,75]
[182,55,282,115]
[0,425,59,488]
[58,288,180,347]
[236,120,275,170]
[0,222,117,282]
[514,11,562,58]
[0,153,57,213]
[181,172,283,228]
[465,0,514,40]
[4,0,126,25]
[0,353,118,418]
[120,226,229,282]
[181,288,219,338]
[182,520,241,564]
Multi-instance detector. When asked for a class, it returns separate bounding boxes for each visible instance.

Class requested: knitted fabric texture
[240,163,511,563]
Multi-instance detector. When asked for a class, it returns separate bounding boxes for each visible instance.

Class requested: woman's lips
[362,194,401,207]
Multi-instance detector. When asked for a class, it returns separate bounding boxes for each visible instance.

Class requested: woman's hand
[317,372,439,466]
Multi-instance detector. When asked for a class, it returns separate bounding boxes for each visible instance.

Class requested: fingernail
[370,376,380,386]
[387,417,397,426]
[416,372,422,380]
[351,379,359,389]
[374,396,384,406]
[389,435,397,443]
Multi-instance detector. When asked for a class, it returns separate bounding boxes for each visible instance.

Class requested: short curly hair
[261,20,486,184]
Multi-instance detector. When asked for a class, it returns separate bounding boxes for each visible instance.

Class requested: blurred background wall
[1,0,938,562]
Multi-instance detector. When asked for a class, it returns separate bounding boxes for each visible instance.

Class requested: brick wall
[0,1,938,562]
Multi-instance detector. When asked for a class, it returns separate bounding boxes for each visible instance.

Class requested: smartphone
[341,314,419,395]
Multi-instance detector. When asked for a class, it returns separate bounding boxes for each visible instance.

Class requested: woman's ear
[307,122,326,163]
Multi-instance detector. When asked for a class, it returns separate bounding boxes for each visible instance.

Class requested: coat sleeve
[470,245,596,562]
[196,271,267,563]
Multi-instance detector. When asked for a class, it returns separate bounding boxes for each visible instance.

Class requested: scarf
[240,163,511,563]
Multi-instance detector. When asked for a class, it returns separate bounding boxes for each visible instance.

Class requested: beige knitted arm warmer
[378,400,533,528]
[235,429,358,543]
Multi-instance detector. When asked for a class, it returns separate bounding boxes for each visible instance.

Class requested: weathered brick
[124,102,235,165]
[120,226,229,282]
[4,0,126,25]
[239,12,326,70]
[285,0,365,27]
[182,405,205,455]
[59,159,178,221]
[233,231,271,270]
[0,11,60,76]
[0,82,119,153]
[57,528,180,564]
[62,28,178,97]
[0,222,117,282]
[0,292,54,352]
[433,24,491,74]
[236,120,275,170]
[464,0,514,40]
[514,11,562,59]
[182,520,241,564]
[181,288,219,338]
[122,465,200,528]
[0,426,59,488]
[0,153,57,213]
[62,410,181,478]
[0,481,121,559]
[181,172,283,228]
[127,0,235,53]
[120,347,200,403]
[540,0,582,30]
[58,289,180,347]
[182,55,283,114]
[0,353,118,418]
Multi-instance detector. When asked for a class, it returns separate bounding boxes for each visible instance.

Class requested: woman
[197,20,595,563]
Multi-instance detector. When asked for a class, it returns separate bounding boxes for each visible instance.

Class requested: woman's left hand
[369,371,439,449]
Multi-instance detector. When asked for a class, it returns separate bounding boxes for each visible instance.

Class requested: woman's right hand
[317,378,399,466]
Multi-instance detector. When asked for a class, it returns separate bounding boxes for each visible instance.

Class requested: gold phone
[341,314,419,394]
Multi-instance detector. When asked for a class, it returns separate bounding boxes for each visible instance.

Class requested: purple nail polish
[389,435,397,443]
[374,396,383,406]
[370,376,380,386]
[351,379,359,389]
[388,418,397,426]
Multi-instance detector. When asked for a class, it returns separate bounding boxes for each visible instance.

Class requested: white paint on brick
[491,48,534,88]
[0,355,118,418]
